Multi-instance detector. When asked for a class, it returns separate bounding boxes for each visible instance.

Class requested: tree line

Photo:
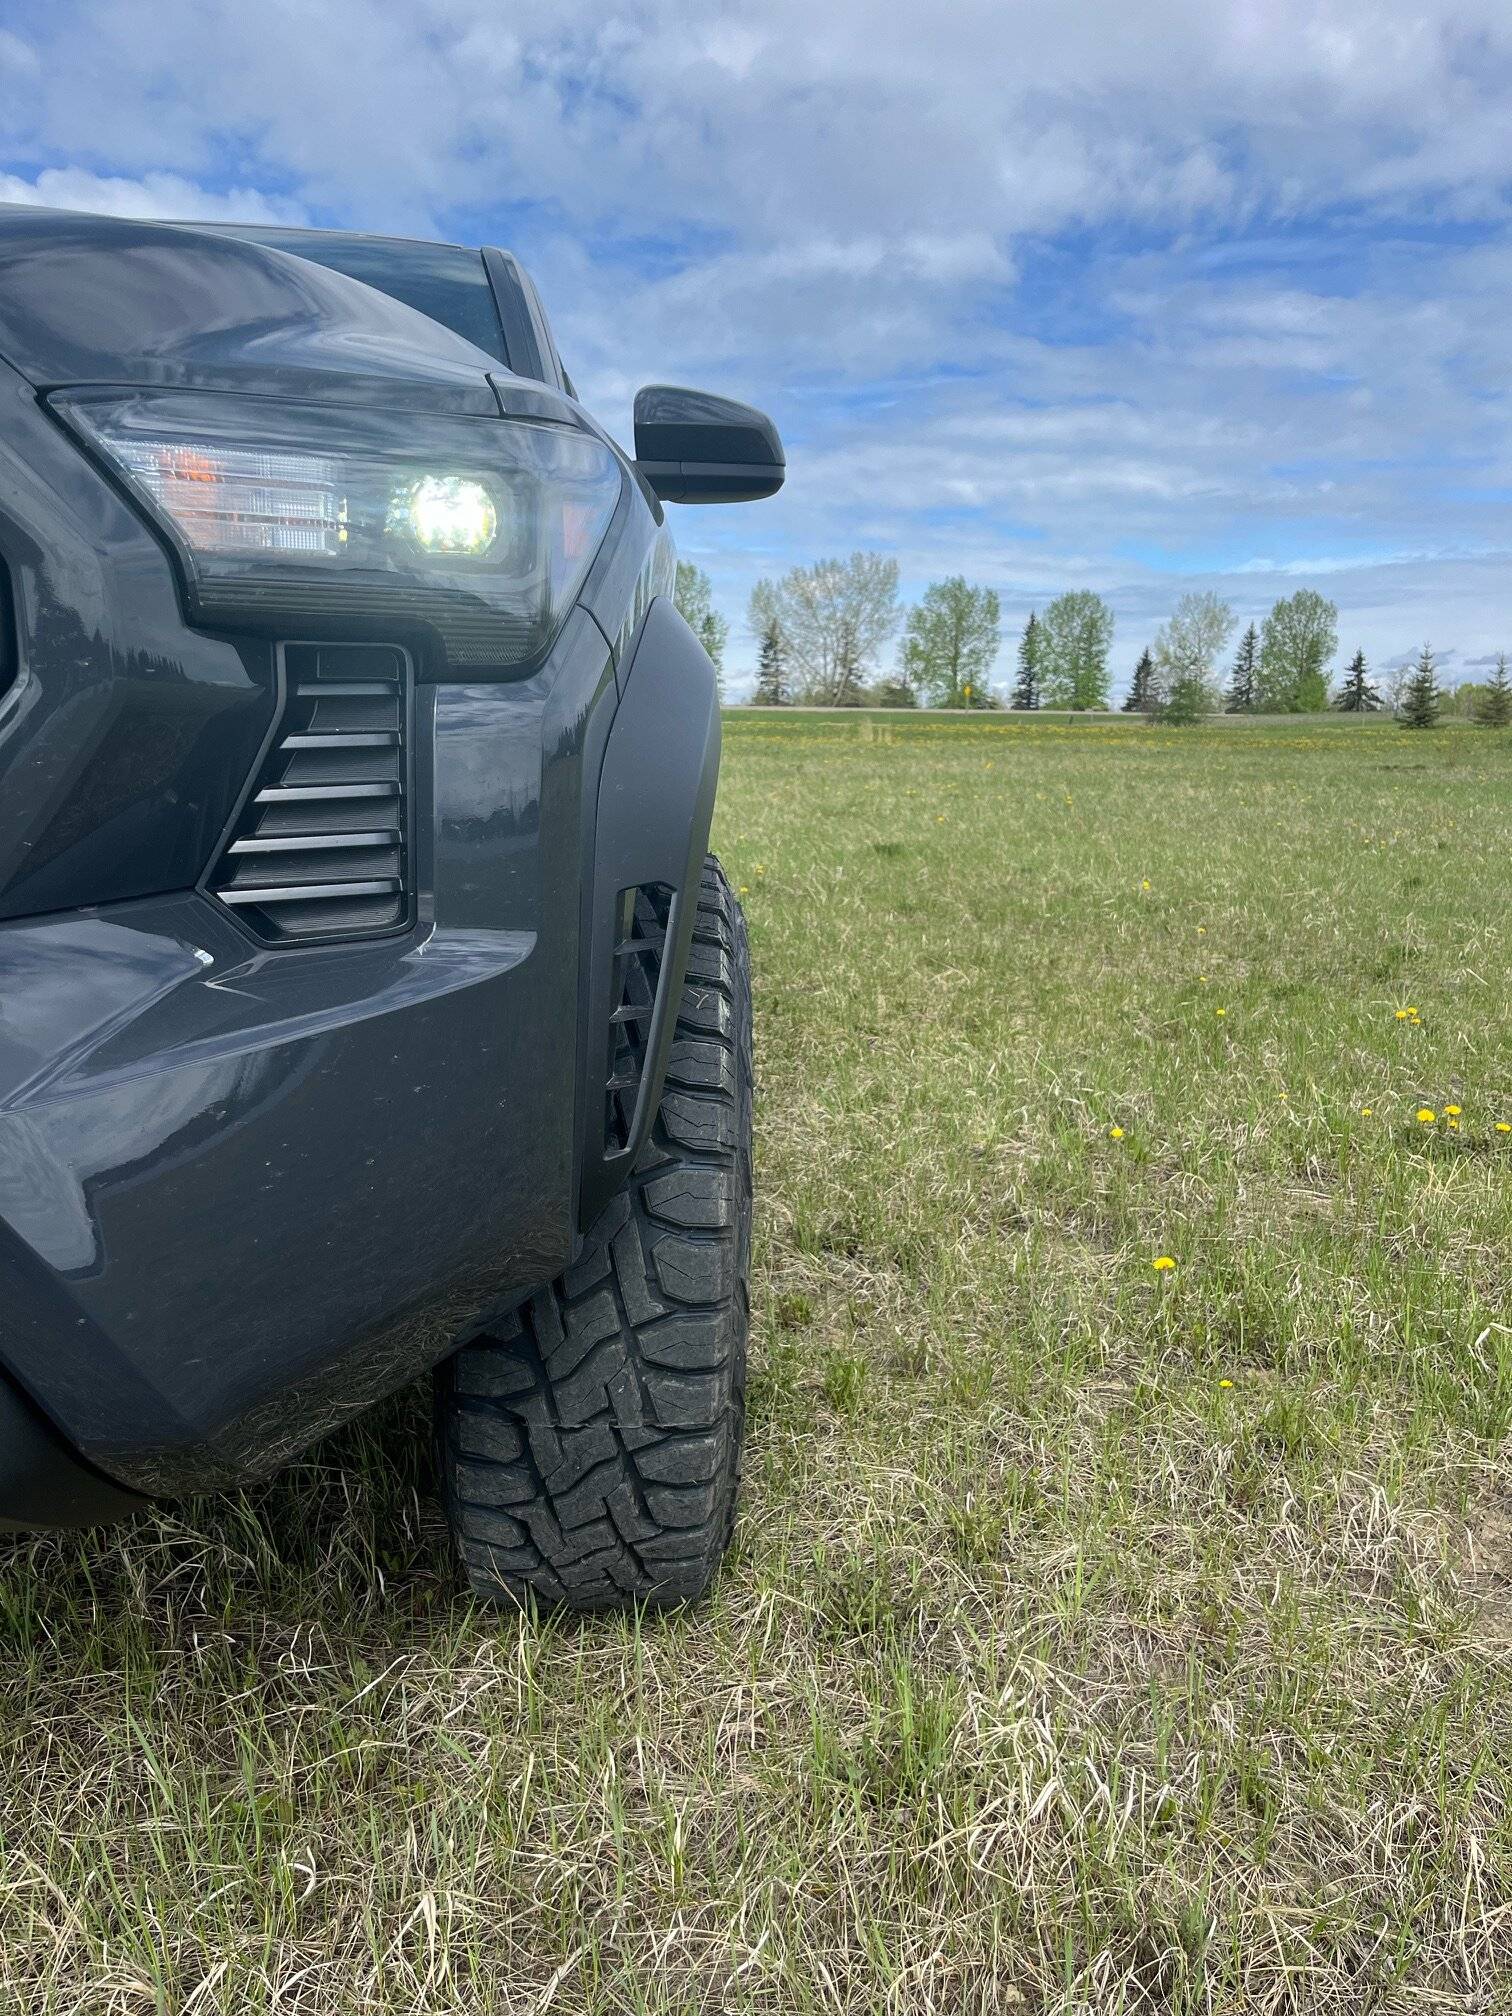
[673,554,1512,730]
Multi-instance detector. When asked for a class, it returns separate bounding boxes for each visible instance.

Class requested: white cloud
[3,0,1511,685]
[0,166,305,224]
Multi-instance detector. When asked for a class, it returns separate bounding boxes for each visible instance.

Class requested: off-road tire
[435,857,752,1611]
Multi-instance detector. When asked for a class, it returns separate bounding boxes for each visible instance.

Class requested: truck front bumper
[0,599,718,1510]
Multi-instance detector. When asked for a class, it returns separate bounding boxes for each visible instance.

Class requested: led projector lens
[392,475,499,555]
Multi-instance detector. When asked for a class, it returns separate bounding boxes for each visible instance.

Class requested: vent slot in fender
[605,882,673,1152]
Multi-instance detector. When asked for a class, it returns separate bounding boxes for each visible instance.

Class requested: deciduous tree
[1039,591,1114,710]
[901,576,1001,707]
[1150,592,1234,715]
[1258,590,1337,711]
[748,553,900,705]
[675,561,729,692]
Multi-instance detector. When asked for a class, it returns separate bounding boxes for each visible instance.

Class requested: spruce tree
[1398,644,1441,730]
[1123,648,1154,712]
[1225,624,1258,712]
[1335,648,1382,713]
[1011,612,1041,710]
[833,620,865,706]
[1157,673,1207,725]
[753,618,788,705]
[1474,653,1512,728]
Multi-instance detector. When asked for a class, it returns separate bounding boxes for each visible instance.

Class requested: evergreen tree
[752,618,788,706]
[833,619,866,706]
[1011,612,1042,710]
[870,675,917,708]
[1335,648,1382,713]
[1398,643,1441,730]
[1225,624,1259,712]
[1474,653,1512,728]
[1123,648,1154,712]
[1156,673,1207,725]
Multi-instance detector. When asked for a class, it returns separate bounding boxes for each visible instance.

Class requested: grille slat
[280,731,400,751]
[208,644,411,943]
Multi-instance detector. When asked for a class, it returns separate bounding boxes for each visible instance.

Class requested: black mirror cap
[633,385,785,503]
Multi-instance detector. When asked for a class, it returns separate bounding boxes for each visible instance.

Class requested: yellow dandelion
[1360,1107,1373,1118]
[1394,1009,1410,1021]
[1416,1108,1437,1124]
[1197,925,1207,935]
[1497,1122,1511,1134]
[1140,879,1151,891]
[1215,1007,1227,1017]
[1448,1117,1460,1131]
[738,885,750,896]
[1152,1255,1177,1272]
[1108,1125,1125,1140]
[1444,1104,1462,1116]
[1218,1378,1234,1390]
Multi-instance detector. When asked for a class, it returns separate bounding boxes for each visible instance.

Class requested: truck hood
[0,205,504,416]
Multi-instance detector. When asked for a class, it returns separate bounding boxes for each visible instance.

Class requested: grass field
[3,710,1512,2014]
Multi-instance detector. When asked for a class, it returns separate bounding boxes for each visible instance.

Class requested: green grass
[3,708,1511,2013]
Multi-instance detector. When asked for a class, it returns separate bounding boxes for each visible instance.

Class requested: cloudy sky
[3,0,1511,696]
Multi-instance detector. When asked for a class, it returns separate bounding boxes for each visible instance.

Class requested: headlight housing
[57,391,623,675]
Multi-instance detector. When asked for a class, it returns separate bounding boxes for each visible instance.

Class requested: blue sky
[3,0,1511,696]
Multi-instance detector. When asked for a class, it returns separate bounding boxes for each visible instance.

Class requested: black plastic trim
[481,248,551,384]
[0,1373,150,1532]
[577,596,720,1228]
[201,641,417,948]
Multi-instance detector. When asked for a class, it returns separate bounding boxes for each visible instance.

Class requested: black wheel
[435,857,752,1612]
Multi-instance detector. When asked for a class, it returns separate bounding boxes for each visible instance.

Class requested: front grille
[605,883,672,1151]
[208,643,410,943]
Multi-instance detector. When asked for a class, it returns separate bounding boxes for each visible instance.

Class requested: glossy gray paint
[0,608,630,1493]
[0,205,730,1507]
[0,206,503,410]
[0,354,276,923]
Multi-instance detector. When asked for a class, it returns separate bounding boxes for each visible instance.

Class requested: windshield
[210,227,508,365]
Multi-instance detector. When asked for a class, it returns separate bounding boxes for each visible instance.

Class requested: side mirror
[633,385,784,504]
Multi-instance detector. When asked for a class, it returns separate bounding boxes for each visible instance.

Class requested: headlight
[56,390,623,675]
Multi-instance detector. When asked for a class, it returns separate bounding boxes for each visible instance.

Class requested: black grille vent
[208,643,410,943]
[606,883,672,1151]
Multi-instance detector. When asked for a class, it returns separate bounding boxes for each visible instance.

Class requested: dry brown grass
[1,709,1510,2012]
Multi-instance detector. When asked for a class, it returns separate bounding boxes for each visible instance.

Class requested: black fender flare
[577,596,720,1229]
